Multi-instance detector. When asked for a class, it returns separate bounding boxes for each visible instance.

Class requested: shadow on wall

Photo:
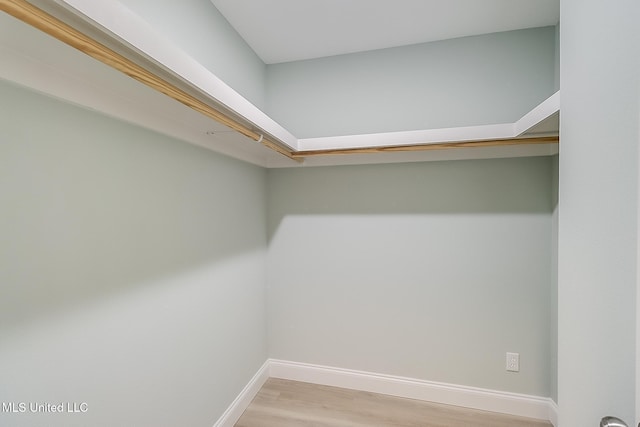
[0,80,267,333]
[267,156,554,240]
[265,156,555,396]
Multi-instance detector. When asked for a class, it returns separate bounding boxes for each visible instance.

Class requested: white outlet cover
[506,352,520,372]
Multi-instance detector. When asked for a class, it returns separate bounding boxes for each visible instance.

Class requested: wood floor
[235,378,552,427]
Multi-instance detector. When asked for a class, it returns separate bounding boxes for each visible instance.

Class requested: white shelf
[0,0,559,168]
[298,90,559,152]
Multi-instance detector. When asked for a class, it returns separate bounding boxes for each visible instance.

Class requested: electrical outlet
[506,352,520,372]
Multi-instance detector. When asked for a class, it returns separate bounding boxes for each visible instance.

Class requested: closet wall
[267,157,554,397]
[266,26,556,138]
[0,80,268,426]
[558,0,640,424]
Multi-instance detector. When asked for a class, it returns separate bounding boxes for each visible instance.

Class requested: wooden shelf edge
[291,136,559,158]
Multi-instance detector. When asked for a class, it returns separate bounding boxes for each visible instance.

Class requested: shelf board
[0,0,559,168]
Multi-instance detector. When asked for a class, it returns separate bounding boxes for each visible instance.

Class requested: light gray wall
[558,0,639,425]
[119,0,267,109]
[0,81,268,426]
[266,27,557,138]
[554,25,560,92]
[550,155,558,404]
[267,157,553,396]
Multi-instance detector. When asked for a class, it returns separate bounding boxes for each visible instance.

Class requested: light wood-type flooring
[235,378,552,427]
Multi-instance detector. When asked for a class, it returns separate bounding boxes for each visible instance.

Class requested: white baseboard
[212,360,270,427]
[213,358,556,426]
[548,399,558,427]
[268,359,555,423]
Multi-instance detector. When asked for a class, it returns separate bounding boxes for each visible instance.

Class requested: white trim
[514,92,561,136]
[213,359,556,425]
[298,92,560,153]
[212,360,270,427]
[297,123,515,152]
[268,359,554,422]
[548,399,559,427]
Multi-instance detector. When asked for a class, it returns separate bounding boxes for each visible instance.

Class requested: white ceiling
[210,0,559,64]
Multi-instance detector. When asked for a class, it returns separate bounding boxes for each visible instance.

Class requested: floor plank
[235,378,552,427]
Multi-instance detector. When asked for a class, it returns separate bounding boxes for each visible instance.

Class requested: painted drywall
[267,157,553,396]
[118,0,267,109]
[558,0,639,425]
[638,101,640,427]
[550,155,558,404]
[266,27,557,138]
[553,25,560,92]
[0,80,268,426]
